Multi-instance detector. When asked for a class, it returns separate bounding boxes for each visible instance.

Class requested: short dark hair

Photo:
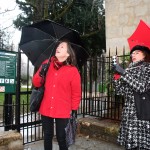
[142,49,150,62]
[130,45,150,62]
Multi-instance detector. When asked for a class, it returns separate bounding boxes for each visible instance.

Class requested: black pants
[41,115,69,150]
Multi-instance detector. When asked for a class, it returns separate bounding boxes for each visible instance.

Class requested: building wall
[105,0,150,56]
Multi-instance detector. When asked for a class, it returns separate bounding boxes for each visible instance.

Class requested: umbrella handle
[39,64,49,77]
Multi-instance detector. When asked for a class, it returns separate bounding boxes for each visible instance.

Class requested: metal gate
[0,49,44,144]
[15,50,44,144]
[0,48,127,145]
[78,51,125,120]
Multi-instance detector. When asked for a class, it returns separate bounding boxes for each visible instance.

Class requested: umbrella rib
[33,28,56,40]
[67,42,90,56]
[58,31,72,40]
[51,22,73,40]
[51,23,58,39]
[37,41,56,59]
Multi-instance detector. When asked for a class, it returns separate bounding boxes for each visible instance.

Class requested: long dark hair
[59,39,77,66]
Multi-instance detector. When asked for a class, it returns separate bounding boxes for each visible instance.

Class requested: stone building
[105,0,150,56]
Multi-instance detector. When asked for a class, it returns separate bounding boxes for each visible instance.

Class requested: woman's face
[55,42,70,62]
[131,50,145,62]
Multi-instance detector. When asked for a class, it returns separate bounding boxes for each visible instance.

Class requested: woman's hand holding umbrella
[39,63,49,77]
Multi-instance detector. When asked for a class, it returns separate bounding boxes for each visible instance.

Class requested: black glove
[39,63,49,77]
[71,110,77,118]
[111,56,125,75]
[112,64,125,75]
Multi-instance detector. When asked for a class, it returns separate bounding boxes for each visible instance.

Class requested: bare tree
[0,5,19,50]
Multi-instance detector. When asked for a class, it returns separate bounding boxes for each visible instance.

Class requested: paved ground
[24,135,124,150]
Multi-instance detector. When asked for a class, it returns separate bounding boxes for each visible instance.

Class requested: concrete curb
[78,117,120,144]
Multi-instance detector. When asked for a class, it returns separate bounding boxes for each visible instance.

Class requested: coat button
[142,96,146,100]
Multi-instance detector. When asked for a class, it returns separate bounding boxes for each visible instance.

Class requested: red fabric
[113,73,121,80]
[32,59,81,118]
[52,56,64,70]
[128,20,150,50]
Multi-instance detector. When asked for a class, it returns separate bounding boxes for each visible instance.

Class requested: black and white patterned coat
[113,61,150,149]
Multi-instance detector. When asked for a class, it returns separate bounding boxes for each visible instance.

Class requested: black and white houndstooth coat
[113,60,150,149]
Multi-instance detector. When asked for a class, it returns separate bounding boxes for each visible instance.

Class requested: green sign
[0,50,17,93]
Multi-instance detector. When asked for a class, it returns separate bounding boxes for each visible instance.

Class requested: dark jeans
[41,115,69,150]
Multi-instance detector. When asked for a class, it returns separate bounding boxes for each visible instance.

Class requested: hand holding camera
[112,55,118,65]
[111,56,125,75]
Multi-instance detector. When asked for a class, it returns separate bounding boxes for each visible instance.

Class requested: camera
[112,56,118,65]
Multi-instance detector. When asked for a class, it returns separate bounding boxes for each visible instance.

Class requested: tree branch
[81,30,100,38]
[16,0,37,11]
[2,24,14,30]
[0,5,17,14]
[53,0,76,21]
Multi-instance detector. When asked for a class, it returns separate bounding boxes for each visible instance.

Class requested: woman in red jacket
[32,40,81,150]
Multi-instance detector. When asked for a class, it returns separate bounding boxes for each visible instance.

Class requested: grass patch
[0,88,31,105]
[0,93,4,105]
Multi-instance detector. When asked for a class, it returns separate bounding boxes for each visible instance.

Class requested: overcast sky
[0,1,34,72]
[0,0,22,49]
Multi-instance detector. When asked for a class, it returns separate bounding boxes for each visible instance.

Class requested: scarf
[128,60,145,68]
[51,56,66,70]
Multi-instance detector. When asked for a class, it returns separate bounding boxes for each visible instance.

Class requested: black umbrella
[19,19,89,68]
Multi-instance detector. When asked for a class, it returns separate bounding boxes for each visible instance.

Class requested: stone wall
[105,0,150,56]
[0,130,23,150]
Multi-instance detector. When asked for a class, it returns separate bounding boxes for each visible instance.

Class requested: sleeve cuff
[113,73,121,80]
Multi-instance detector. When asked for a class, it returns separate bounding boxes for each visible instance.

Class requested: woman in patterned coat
[112,45,150,150]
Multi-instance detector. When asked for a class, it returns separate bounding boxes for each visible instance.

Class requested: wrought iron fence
[78,51,127,120]
[0,48,129,144]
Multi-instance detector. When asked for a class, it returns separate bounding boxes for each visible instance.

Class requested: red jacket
[32,60,81,118]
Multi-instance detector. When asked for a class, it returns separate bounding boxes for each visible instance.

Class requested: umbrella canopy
[128,20,150,51]
[19,19,89,68]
